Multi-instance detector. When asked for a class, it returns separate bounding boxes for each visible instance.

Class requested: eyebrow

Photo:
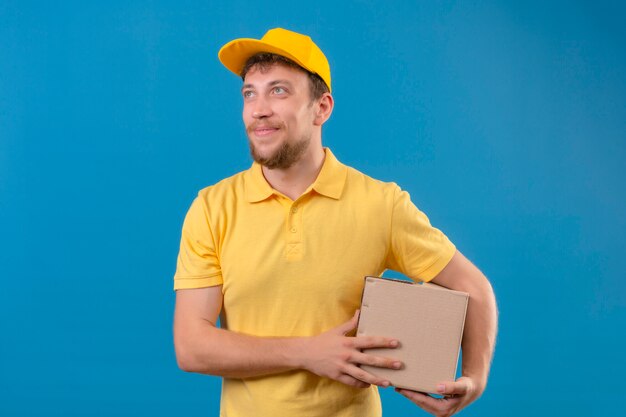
[241,79,294,91]
[268,80,293,88]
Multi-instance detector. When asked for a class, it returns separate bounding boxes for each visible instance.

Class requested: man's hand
[395,376,483,417]
[300,310,403,389]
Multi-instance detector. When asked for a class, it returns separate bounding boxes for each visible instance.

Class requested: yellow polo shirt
[174,148,456,417]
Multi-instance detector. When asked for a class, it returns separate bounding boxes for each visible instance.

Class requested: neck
[262,145,326,200]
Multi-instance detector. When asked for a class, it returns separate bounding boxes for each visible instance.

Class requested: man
[173,28,497,417]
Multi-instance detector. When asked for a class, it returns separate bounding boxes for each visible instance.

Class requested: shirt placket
[284,199,303,261]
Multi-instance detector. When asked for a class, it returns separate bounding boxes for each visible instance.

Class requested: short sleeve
[385,186,456,282]
[173,195,223,290]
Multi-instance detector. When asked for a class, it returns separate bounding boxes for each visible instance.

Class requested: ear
[313,93,334,126]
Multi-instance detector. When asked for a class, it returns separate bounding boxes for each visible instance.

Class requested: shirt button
[290,228,297,233]
[291,206,298,213]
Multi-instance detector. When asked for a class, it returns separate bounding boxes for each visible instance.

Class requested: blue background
[1,1,625,416]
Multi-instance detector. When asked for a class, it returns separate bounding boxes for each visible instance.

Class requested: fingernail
[382,381,390,387]
[437,384,446,393]
[390,340,398,347]
[393,361,402,369]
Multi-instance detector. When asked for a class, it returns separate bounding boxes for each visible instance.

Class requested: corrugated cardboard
[356,276,469,394]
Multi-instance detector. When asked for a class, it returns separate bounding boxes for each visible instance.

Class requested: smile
[253,126,280,137]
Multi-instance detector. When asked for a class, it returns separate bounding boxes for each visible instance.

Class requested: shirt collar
[311,148,348,200]
[244,148,348,203]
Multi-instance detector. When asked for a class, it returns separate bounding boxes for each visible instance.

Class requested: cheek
[242,106,253,124]
[290,105,312,121]
[297,108,317,128]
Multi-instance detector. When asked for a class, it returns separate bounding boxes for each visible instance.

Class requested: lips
[254,126,279,136]
[247,122,283,137]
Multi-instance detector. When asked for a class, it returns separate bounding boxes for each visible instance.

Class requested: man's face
[242,63,317,169]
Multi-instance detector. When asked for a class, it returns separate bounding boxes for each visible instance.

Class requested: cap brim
[218,38,314,79]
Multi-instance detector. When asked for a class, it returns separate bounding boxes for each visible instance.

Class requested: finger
[396,388,462,414]
[337,373,370,389]
[343,364,391,387]
[395,389,441,414]
[334,310,360,335]
[352,351,402,370]
[352,335,399,349]
[436,379,470,396]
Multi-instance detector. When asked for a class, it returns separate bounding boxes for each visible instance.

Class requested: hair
[240,53,330,101]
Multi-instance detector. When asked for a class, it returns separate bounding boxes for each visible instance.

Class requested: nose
[251,96,273,119]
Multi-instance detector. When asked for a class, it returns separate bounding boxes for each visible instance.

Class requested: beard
[247,128,311,170]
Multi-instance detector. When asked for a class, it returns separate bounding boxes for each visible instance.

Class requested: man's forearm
[174,311,402,388]
[175,320,306,378]
[459,271,498,390]
[431,251,498,390]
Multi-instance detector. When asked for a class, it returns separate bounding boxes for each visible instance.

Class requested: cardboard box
[356,276,469,394]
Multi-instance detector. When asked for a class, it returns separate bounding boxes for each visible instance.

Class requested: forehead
[242,63,309,88]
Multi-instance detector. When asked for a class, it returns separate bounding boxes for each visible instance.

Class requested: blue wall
[1,1,624,416]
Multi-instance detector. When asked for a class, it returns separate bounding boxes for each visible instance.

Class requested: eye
[242,90,255,99]
[273,86,286,95]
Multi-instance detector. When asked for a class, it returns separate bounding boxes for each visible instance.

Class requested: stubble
[247,122,312,169]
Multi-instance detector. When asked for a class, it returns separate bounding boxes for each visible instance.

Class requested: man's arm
[173,286,403,388]
[396,250,498,416]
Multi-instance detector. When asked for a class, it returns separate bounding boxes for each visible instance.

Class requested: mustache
[246,120,285,133]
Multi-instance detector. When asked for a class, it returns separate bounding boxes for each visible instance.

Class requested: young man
[173,28,497,417]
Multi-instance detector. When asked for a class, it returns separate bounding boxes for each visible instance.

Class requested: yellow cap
[218,28,332,92]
